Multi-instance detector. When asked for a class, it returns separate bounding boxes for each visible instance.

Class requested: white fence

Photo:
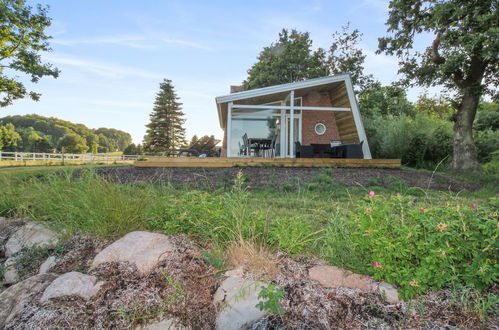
[0,151,140,163]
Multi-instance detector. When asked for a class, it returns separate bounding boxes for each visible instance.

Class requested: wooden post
[290,90,295,158]
[227,102,233,157]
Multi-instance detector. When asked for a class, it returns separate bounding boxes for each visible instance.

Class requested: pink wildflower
[419,208,427,212]
[470,204,478,210]
[372,262,384,269]
[368,191,376,198]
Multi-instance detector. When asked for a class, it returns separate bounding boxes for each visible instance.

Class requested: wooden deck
[134,157,401,168]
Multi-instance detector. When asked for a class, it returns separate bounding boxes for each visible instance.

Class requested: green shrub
[256,283,285,315]
[364,113,453,169]
[475,129,499,163]
[483,150,499,175]
[348,192,498,299]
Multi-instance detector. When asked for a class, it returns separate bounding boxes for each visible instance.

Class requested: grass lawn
[0,166,497,304]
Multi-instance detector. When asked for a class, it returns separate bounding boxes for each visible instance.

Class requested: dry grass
[225,238,279,278]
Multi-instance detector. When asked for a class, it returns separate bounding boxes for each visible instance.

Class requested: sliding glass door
[229,104,301,158]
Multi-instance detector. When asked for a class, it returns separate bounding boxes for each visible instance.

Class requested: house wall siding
[301,93,341,145]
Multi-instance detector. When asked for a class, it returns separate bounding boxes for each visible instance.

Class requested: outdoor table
[248,138,272,157]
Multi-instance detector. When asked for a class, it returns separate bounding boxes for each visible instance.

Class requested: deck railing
[0,151,140,162]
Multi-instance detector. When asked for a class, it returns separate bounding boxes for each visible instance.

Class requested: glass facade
[228,99,303,157]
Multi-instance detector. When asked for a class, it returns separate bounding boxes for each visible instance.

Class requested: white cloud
[43,54,163,80]
[52,34,155,50]
[159,38,213,51]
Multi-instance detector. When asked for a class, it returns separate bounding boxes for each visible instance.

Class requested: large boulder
[0,273,57,328]
[213,276,267,330]
[3,257,20,284]
[91,231,174,275]
[309,265,372,291]
[5,222,59,257]
[40,271,104,303]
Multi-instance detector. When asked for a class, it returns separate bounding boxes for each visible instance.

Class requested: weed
[256,283,285,315]
[12,243,69,279]
[202,248,227,272]
[225,239,278,276]
[160,269,186,306]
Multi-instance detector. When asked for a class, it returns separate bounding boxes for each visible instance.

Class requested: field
[0,165,498,326]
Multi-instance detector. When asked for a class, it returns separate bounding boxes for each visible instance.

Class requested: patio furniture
[295,142,313,158]
[264,136,277,158]
[242,133,253,156]
[330,141,364,159]
[248,137,273,157]
[165,148,200,157]
[311,144,333,158]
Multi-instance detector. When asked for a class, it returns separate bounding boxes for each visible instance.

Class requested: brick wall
[301,92,340,145]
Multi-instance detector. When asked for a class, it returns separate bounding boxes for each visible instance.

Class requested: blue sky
[6,0,432,144]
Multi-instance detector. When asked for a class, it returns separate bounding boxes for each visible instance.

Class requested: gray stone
[309,265,372,291]
[224,265,245,277]
[143,318,190,330]
[373,282,400,304]
[92,231,174,275]
[0,273,57,328]
[0,217,7,230]
[3,257,20,284]
[5,222,59,257]
[40,271,104,302]
[39,255,57,274]
[213,276,267,330]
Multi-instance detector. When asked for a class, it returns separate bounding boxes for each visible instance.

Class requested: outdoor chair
[242,133,252,156]
[295,142,313,158]
[262,136,276,158]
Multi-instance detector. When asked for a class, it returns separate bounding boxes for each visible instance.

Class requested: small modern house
[215,74,372,159]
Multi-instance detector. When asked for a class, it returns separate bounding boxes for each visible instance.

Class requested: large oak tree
[378,0,498,172]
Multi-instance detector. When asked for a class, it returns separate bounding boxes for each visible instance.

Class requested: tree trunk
[450,88,481,173]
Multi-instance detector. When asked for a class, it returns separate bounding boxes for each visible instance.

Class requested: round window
[314,123,326,135]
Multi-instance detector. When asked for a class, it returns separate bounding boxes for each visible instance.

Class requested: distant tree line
[0,114,132,154]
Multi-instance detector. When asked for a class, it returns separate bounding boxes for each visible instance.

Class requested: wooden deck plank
[134,158,401,168]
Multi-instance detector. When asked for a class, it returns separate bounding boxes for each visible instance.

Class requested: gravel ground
[95,166,482,192]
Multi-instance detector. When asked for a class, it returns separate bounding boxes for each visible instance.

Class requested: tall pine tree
[143,79,186,152]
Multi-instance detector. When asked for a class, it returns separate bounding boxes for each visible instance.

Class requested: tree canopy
[0,114,132,153]
[144,79,187,152]
[378,0,498,172]
[243,26,374,92]
[188,135,220,156]
[0,0,59,107]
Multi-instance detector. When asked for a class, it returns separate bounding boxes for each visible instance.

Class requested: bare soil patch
[96,166,481,192]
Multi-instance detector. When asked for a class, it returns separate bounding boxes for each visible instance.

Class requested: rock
[143,318,190,330]
[0,273,57,328]
[5,222,59,257]
[91,231,174,275]
[373,282,400,304]
[3,257,20,284]
[0,217,7,230]
[224,265,245,277]
[40,271,104,302]
[309,265,372,291]
[39,255,57,274]
[213,276,267,330]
